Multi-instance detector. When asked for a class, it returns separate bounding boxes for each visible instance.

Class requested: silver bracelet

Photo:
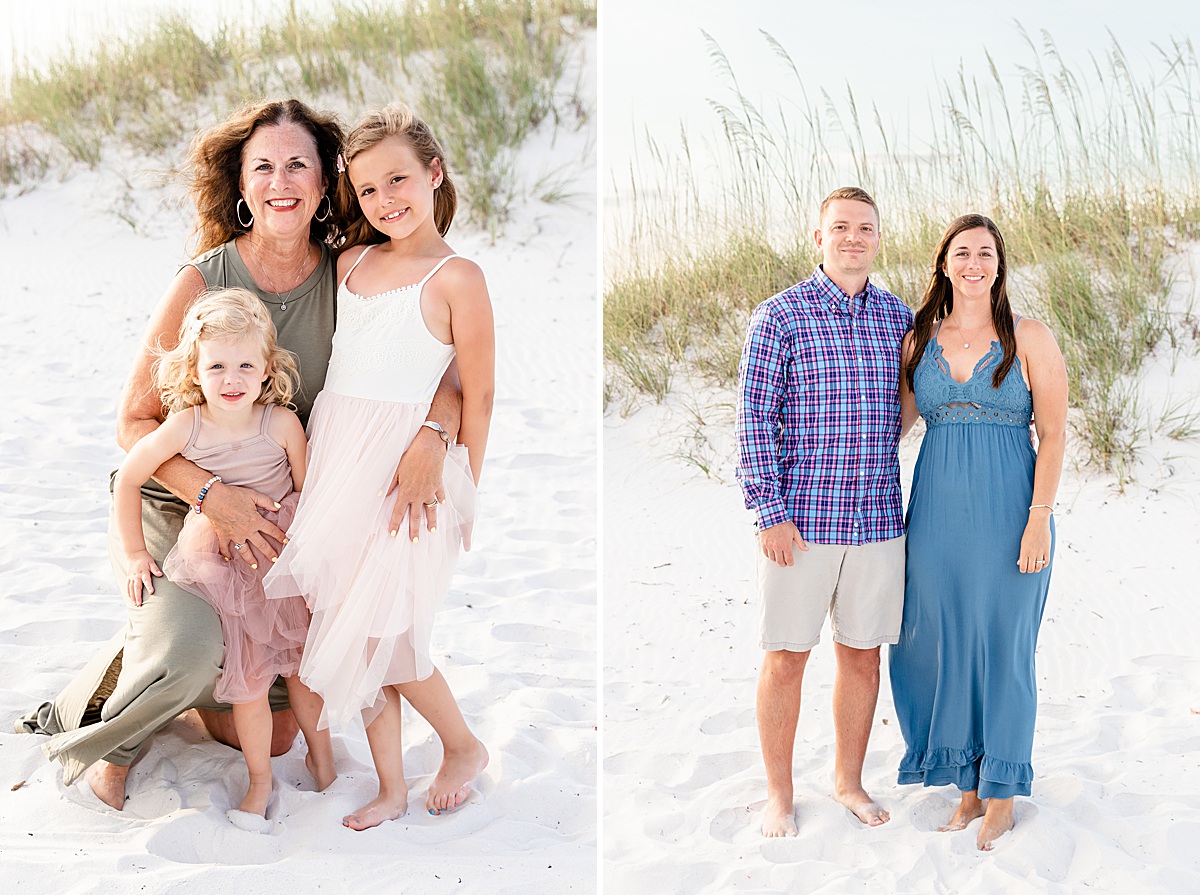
[1029,504,1054,512]
[420,420,452,449]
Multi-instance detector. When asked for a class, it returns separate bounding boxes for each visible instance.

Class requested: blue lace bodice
[914,335,1032,428]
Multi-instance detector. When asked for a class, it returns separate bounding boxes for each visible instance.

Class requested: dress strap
[259,402,274,435]
[339,244,375,288]
[419,254,460,288]
[1014,313,1023,326]
[183,404,203,452]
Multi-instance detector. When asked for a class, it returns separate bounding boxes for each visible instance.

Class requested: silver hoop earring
[236,198,254,229]
[314,195,332,222]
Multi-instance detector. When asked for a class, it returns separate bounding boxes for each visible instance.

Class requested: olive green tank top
[189,239,336,426]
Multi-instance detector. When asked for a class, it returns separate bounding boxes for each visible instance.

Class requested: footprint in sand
[143,812,288,864]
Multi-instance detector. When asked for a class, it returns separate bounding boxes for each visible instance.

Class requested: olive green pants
[15,478,288,784]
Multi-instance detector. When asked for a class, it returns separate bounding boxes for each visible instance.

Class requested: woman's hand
[386,427,447,542]
[126,551,162,606]
[201,482,288,567]
[1017,512,1052,574]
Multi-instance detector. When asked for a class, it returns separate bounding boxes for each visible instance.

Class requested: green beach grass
[605,30,1200,479]
[0,0,596,232]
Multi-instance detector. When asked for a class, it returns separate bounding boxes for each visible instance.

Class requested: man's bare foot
[83,761,129,811]
[761,794,798,837]
[427,738,489,815]
[305,751,336,792]
[977,799,1014,851]
[939,794,986,832]
[238,776,274,817]
[343,788,409,831]
[834,786,890,826]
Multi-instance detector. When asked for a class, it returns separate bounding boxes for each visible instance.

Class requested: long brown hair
[335,103,458,248]
[185,99,345,253]
[903,213,1017,391]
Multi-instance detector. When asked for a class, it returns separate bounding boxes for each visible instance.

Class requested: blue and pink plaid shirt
[736,266,913,545]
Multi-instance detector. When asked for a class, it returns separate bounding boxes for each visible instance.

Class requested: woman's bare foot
[761,794,798,837]
[834,785,890,826]
[343,787,409,831]
[83,761,129,810]
[305,750,336,792]
[977,798,1014,851]
[939,792,986,832]
[238,776,274,818]
[427,739,489,815]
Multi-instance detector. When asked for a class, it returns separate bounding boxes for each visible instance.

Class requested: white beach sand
[603,251,1200,893]
[0,36,597,895]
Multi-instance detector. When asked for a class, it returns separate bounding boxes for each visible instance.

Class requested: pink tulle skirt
[263,391,475,729]
[163,492,309,704]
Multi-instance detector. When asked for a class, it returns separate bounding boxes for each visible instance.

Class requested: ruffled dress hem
[897,745,1033,799]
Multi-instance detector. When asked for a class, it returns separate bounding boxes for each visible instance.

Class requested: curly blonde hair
[335,103,458,248]
[155,288,300,414]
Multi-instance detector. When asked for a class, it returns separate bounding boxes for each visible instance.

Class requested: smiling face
[347,134,442,240]
[193,336,270,411]
[814,198,881,286]
[943,226,999,303]
[239,122,326,244]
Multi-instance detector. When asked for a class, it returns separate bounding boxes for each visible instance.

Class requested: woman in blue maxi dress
[889,214,1068,852]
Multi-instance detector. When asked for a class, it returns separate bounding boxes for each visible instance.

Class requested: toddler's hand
[126,552,162,607]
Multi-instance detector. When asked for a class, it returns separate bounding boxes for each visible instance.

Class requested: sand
[0,35,597,895]
[603,248,1200,893]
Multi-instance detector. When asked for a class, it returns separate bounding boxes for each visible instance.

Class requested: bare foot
[83,761,129,811]
[343,788,409,831]
[305,750,336,792]
[977,800,1014,851]
[939,795,986,832]
[427,739,489,815]
[761,794,798,837]
[834,786,890,826]
[238,777,273,818]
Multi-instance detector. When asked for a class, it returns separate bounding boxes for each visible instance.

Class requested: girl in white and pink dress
[114,288,335,832]
[264,104,494,831]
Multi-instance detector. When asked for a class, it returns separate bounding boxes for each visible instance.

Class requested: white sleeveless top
[322,246,458,403]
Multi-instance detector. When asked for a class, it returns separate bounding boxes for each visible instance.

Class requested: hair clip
[336,153,346,174]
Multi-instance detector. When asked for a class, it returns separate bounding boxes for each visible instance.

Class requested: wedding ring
[1035,558,1046,565]
[423,500,438,508]
[233,543,245,550]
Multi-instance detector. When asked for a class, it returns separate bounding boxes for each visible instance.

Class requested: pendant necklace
[248,239,312,312]
[951,316,989,349]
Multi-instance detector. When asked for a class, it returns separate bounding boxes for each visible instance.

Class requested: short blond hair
[818,186,880,226]
[154,288,300,414]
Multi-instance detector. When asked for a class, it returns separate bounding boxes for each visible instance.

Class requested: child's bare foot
[83,761,129,810]
[834,785,890,826]
[305,751,336,792]
[977,798,1014,851]
[940,793,986,832]
[427,739,488,815]
[761,794,798,837]
[238,777,274,818]
[343,788,409,831]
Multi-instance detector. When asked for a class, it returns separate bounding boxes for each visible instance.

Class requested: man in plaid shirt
[736,187,913,837]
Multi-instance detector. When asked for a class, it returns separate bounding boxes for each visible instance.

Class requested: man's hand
[201,482,287,567]
[387,427,448,542]
[759,521,809,567]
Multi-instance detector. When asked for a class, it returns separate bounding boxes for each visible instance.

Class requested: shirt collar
[814,265,874,314]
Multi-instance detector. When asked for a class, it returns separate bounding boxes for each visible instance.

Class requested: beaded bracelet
[194,475,222,514]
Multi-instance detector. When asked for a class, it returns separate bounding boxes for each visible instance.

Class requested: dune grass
[0,0,595,230]
[605,29,1200,477]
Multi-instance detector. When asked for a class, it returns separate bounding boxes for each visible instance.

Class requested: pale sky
[601,0,1195,195]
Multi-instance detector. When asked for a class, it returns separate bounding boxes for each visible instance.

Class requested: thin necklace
[247,239,313,312]
[950,315,990,349]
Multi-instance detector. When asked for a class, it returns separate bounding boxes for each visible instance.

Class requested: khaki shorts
[757,535,905,652]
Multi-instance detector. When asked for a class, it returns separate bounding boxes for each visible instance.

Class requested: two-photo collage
[1,1,1198,892]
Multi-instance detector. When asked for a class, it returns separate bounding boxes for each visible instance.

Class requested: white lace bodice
[322,247,458,403]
